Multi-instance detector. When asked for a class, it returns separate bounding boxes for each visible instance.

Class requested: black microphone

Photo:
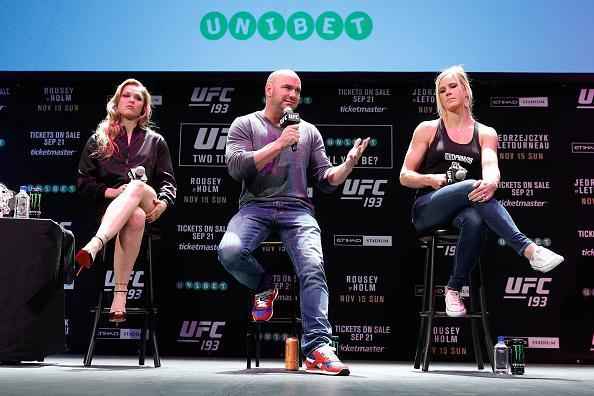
[279,107,300,151]
[446,161,468,185]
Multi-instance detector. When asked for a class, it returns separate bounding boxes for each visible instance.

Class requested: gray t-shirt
[225,110,336,209]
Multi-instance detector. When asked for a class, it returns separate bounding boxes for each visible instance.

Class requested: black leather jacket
[77,126,176,212]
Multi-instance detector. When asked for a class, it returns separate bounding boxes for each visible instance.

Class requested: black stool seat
[417,228,460,244]
[83,227,161,367]
[414,228,494,372]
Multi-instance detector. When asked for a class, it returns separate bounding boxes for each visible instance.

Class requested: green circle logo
[200,11,227,40]
[258,11,285,40]
[345,11,373,40]
[287,12,314,40]
[201,11,373,41]
[229,11,257,40]
[316,11,343,40]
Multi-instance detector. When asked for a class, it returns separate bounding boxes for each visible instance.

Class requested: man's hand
[325,137,370,186]
[345,137,371,168]
[278,124,300,149]
[146,199,167,223]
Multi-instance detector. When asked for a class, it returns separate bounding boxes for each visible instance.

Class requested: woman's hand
[468,179,497,202]
[146,199,167,223]
[105,184,127,199]
[428,174,447,190]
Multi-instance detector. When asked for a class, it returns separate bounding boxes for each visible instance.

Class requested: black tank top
[417,119,482,195]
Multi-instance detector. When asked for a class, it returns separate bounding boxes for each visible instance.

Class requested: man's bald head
[266,69,300,87]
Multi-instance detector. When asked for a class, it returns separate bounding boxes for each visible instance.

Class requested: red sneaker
[251,288,278,321]
[305,345,350,376]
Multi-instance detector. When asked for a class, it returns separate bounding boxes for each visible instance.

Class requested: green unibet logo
[201,11,373,41]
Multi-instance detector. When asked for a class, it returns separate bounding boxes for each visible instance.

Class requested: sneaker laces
[314,345,339,361]
[446,289,463,305]
[254,290,274,308]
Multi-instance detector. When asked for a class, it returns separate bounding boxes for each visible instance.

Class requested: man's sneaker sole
[531,256,564,273]
[305,366,350,376]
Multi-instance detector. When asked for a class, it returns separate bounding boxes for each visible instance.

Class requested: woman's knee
[456,179,477,193]
[125,180,147,200]
[126,179,156,201]
[125,207,146,232]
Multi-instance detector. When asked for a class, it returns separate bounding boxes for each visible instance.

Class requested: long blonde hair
[434,65,474,119]
[93,79,153,158]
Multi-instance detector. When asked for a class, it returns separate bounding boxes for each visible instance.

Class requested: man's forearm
[253,140,284,171]
[325,161,354,186]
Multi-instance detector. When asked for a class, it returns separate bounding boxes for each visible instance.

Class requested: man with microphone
[218,69,369,375]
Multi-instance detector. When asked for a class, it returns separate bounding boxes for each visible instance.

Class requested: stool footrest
[420,311,488,318]
[249,318,302,325]
[90,307,159,315]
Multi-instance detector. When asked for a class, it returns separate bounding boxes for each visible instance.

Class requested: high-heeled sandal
[75,235,105,276]
[109,283,128,323]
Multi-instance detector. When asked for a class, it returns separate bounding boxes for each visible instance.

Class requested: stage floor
[0,356,593,395]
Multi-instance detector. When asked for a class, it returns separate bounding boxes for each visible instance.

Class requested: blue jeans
[217,200,331,356]
[412,180,531,290]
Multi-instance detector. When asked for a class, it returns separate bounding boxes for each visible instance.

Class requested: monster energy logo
[512,344,524,361]
[30,190,42,211]
[509,339,526,374]
[200,11,373,41]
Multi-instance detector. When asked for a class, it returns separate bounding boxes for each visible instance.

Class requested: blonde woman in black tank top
[399,65,563,317]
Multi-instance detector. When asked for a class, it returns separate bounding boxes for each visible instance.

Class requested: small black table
[0,218,70,362]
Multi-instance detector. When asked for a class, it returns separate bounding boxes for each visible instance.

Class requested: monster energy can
[509,338,526,375]
[29,186,42,218]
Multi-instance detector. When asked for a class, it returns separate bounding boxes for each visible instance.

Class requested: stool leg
[469,276,484,370]
[298,326,303,367]
[83,297,102,367]
[255,322,261,367]
[478,260,494,371]
[291,276,303,367]
[151,312,161,368]
[414,243,431,369]
[246,325,252,369]
[145,231,161,368]
[139,234,153,366]
[421,236,437,371]
[84,268,105,367]
[139,314,148,366]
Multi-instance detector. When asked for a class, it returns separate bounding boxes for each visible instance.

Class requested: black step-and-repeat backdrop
[0,72,593,363]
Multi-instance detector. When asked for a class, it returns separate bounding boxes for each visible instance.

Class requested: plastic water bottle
[494,336,509,374]
[13,186,30,218]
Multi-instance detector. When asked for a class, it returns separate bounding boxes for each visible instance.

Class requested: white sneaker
[529,246,564,273]
[445,288,467,317]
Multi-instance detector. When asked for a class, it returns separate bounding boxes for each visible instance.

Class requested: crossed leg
[77,180,158,318]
